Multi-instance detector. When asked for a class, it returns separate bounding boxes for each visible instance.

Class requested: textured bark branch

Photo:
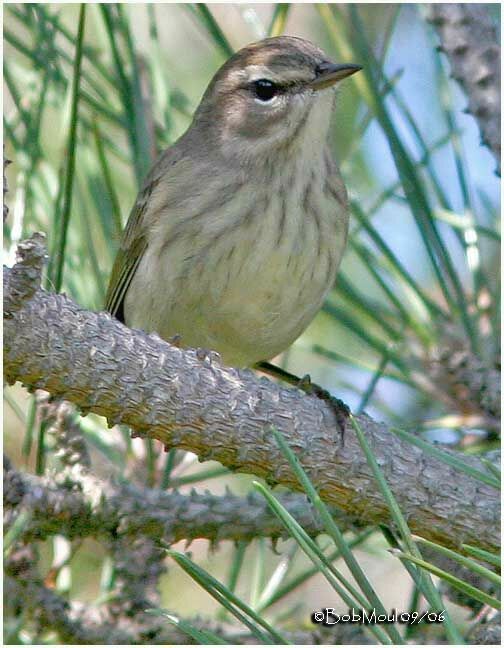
[4,552,227,645]
[427,4,500,171]
[427,329,500,425]
[3,231,46,313]
[4,457,358,545]
[37,395,91,468]
[4,235,500,553]
[106,536,166,617]
[467,612,501,646]
[5,545,372,645]
[421,545,499,612]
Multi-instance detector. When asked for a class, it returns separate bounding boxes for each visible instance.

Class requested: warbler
[105,36,360,368]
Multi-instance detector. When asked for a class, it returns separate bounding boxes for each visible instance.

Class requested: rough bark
[427,326,500,428]
[468,616,501,646]
[4,234,500,554]
[428,3,500,171]
[4,457,359,546]
[5,544,372,645]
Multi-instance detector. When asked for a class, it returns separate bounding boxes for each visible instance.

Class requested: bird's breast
[126,153,348,366]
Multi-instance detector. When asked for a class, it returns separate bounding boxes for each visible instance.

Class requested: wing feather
[104,176,160,321]
[104,135,199,322]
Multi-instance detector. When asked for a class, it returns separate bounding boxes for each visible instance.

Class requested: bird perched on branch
[106,36,360,373]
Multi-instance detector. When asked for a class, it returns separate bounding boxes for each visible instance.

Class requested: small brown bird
[105,36,360,368]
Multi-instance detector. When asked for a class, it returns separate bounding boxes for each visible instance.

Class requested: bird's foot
[195,347,221,364]
[256,362,349,443]
[297,373,350,443]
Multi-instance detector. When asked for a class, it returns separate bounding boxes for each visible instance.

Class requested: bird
[105,36,360,373]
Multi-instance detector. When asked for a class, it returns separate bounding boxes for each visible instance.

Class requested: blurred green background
[4,3,500,642]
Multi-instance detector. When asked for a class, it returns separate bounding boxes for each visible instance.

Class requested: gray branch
[5,553,223,645]
[3,231,46,313]
[36,395,91,468]
[421,545,499,612]
[5,544,371,645]
[4,234,500,553]
[467,613,501,646]
[428,331,500,424]
[428,4,500,170]
[106,535,166,617]
[4,457,358,545]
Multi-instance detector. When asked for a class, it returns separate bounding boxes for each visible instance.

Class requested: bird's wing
[105,131,208,321]
[104,171,162,322]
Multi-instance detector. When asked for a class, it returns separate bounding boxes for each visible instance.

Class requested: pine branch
[4,457,357,545]
[5,542,370,645]
[467,612,501,646]
[428,3,500,171]
[4,234,500,553]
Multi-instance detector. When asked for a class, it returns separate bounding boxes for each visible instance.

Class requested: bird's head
[193,36,361,160]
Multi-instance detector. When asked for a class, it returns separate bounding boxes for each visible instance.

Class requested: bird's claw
[297,375,349,444]
[298,373,312,391]
[195,347,221,364]
[196,347,211,361]
[167,334,183,348]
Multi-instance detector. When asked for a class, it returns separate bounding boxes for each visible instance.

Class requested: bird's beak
[308,62,362,91]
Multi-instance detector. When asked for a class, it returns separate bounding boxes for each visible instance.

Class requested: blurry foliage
[3,3,500,644]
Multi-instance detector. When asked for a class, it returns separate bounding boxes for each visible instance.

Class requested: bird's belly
[167,246,333,366]
[125,174,347,367]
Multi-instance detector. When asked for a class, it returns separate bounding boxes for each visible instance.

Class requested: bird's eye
[252,79,278,102]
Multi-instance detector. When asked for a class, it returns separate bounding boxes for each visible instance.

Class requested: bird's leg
[256,361,350,441]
